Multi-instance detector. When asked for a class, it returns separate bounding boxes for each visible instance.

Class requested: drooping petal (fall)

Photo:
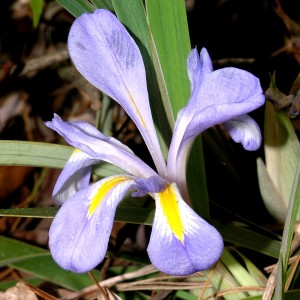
[49,175,135,273]
[68,9,166,176]
[223,114,262,151]
[147,183,223,275]
[45,114,158,179]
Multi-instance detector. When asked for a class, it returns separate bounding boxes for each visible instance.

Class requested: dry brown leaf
[0,282,38,300]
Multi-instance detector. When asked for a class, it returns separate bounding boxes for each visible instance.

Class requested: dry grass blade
[285,251,300,291]
[88,271,109,300]
[198,263,217,300]
[22,281,59,300]
[61,265,158,299]
[206,286,266,300]
[116,273,207,291]
[262,264,278,300]
[264,256,297,273]
[263,223,300,299]
[117,280,207,292]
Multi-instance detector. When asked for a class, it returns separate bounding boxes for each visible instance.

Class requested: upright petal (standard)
[167,48,265,192]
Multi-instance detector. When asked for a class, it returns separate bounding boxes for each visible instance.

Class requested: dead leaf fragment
[0,282,38,300]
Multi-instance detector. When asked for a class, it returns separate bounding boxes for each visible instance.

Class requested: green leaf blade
[56,0,95,17]
[146,0,191,115]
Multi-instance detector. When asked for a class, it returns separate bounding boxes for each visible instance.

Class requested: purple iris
[45,9,265,275]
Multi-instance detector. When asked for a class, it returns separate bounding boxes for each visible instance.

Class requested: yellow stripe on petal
[159,184,184,243]
[87,176,129,218]
[127,90,146,128]
[71,148,83,160]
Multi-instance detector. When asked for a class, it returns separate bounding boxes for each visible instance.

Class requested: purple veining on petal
[45,114,158,179]
[49,176,135,273]
[67,9,166,176]
[223,114,262,151]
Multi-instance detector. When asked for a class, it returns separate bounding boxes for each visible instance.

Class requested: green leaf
[56,0,95,17]
[146,0,190,115]
[0,207,59,218]
[175,290,198,300]
[212,220,281,259]
[0,236,99,291]
[204,261,248,300]
[0,208,280,257]
[232,249,268,287]
[0,279,43,291]
[90,0,114,10]
[258,101,300,222]
[284,290,300,299]
[30,0,43,27]
[0,141,72,168]
[0,141,122,177]
[95,93,114,136]
[221,249,263,297]
[0,236,46,267]
[275,159,300,298]
[0,206,155,225]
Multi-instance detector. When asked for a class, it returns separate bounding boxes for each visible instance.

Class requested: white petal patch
[223,114,262,151]
[53,149,98,205]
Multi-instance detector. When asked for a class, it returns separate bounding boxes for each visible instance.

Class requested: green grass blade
[96,93,114,136]
[275,159,300,299]
[0,207,59,218]
[90,0,114,10]
[233,249,268,287]
[0,141,72,168]
[0,141,122,177]
[0,236,99,291]
[56,0,95,17]
[0,208,281,257]
[30,0,43,27]
[0,207,155,225]
[0,236,46,267]
[284,290,300,299]
[175,291,197,300]
[258,101,300,223]
[221,249,263,297]
[205,261,248,299]
[146,0,190,115]
[212,220,281,258]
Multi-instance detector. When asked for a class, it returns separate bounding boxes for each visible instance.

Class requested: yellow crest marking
[72,148,81,156]
[159,184,184,243]
[87,176,129,218]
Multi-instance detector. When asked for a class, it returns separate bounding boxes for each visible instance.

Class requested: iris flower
[45,9,265,275]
